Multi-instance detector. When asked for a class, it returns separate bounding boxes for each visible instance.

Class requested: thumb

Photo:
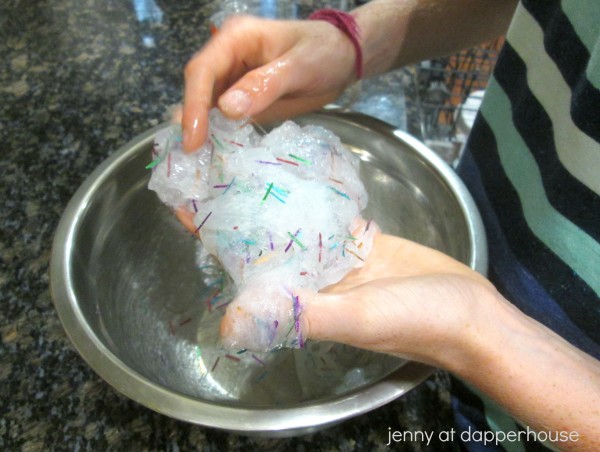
[303,275,494,366]
[302,286,393,351]
[302,277,459,361]
[217,54,302,120]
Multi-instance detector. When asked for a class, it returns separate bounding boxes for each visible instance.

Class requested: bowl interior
[55,110,481,421]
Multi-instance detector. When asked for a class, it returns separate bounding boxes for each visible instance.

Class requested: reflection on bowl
[50,110,486,436]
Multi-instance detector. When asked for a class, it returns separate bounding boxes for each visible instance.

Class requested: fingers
[182,16,352,152]
[218,58,291,119]
[219,275,315,351]
[250,91,343,126]
[182,16,263,152]
[182,62,216,152]
[336,234,492,290]
[174,208,197,234]
[184,54,293,152]
[217,22,353,122]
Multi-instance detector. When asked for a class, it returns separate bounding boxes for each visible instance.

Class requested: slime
[148,110,375,351]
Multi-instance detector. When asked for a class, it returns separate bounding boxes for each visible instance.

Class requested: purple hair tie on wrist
[308,9,363,79]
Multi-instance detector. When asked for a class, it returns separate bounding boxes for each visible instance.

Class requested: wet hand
[182,15,357,151]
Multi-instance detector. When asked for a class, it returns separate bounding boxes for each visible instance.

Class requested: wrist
[350,0,407,77]
[440,285,555,383]
[308,9,363,79]
[442,286,600,443]
[431,283,516,374]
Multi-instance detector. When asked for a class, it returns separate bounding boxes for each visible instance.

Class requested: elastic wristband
[308,9,363,79]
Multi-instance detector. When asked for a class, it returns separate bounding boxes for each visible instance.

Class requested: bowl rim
[50,110,486,434]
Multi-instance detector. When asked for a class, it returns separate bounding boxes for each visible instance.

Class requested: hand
[182,15,357,151]
[175,208,498,362]
[307,234,600,451]
[303,233,501,367]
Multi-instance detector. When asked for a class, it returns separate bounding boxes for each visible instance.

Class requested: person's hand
[182,15,357,151]
[306,234,600,451]
[303,233,503,368]
[175,209,500,364]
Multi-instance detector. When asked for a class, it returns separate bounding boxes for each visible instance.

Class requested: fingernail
[220,89,252,116]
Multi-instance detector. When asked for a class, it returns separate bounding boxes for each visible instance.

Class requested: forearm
[447,292,600,450]
[304,236,599,447]
[351,0,518,77]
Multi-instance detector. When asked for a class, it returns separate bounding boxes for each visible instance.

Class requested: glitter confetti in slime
[149,110,376,351]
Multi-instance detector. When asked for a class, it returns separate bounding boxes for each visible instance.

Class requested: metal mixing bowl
[50,110,486,436]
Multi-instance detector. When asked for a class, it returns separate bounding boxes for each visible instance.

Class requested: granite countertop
[0,0,455,450]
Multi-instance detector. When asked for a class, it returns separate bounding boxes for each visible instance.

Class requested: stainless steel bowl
[50,110,486,436]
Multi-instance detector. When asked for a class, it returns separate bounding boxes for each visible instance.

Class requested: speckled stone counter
[0,0,456,450]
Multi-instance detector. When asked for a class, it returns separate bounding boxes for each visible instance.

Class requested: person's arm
[303,235,600,450]
[182,0,517,151]
[354,0,517,77]
[460,297,600,448]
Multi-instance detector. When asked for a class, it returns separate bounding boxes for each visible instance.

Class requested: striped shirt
[455,0,600,449]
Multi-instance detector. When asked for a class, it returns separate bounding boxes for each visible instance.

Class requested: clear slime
[148,110,375,351]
